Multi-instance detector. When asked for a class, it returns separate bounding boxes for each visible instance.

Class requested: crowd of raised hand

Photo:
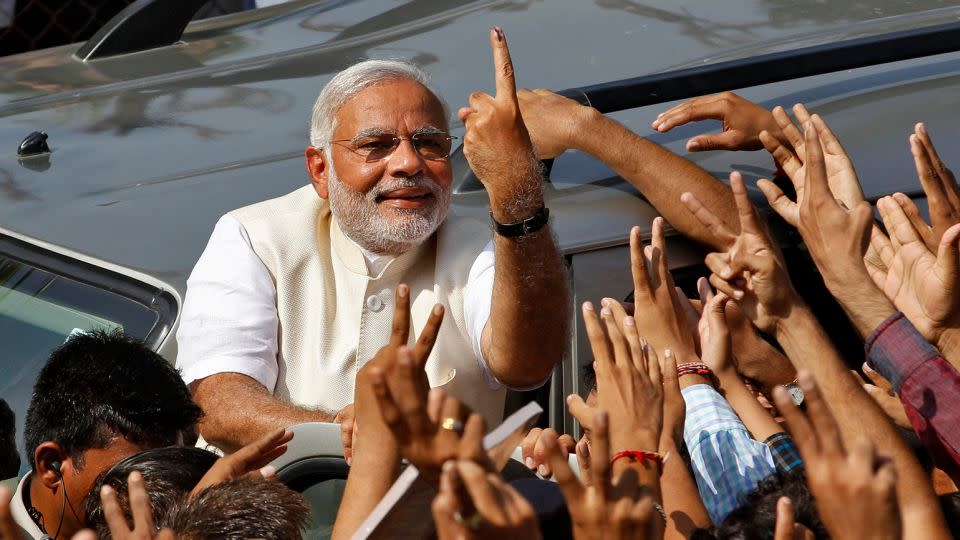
[4,25,960,540]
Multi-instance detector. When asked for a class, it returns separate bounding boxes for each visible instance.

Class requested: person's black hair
[581,362,597,393]
[941,492,960,540]
[691,469,828,540]
[165,476,311,540]
[83,447,218,539]
[0,399,19,478]
[23,329,202,470]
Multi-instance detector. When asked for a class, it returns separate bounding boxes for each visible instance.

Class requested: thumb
[936,222,960,280]
[773,497,796,540]
[757,178,799,226]
[688,131,741,152]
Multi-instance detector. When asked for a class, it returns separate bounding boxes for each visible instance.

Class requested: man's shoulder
[229,184,327,228]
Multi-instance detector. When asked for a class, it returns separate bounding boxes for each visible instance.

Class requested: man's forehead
[334,79,448,135]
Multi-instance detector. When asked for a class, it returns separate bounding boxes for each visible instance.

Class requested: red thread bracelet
[611,450,663,467]
[677,362,713,378]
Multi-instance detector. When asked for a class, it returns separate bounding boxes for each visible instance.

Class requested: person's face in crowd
[309,78,453,255]
[34,435,150,534]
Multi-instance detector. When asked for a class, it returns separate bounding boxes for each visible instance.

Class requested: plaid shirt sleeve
[682,384,777,524]
[865,312,960,485]
[763,432,803,473]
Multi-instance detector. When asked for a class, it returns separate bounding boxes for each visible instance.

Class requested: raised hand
[101,472,177,540]
[568,301,663,457]
[543,413,663,540]
[651,91,782,152]
[758,105,867,224]
[870,196,960,344]
[682,172,796,333]
[520,427,576,478]
[432,460,542,540]
[370,345,489,485]
[774,373,901,540]
[189,427,292,498]
[459,27,543,222]
[613,217,697,360]
[0,486,25,540]
[908,123,960,251]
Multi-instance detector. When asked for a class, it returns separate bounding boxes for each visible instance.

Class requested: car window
[300,478,347,540]
[0,255,160,477]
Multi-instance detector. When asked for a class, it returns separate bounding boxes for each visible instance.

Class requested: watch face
[787,384,805,406]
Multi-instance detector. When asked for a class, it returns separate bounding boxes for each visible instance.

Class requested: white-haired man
[175,28,569,457]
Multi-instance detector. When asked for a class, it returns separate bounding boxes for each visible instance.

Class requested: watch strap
[490,205,549,238]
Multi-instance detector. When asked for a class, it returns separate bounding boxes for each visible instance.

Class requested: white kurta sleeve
[175,214,280,392]
[463,240,550,391]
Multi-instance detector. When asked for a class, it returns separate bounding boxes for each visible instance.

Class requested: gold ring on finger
[440,417,464,434]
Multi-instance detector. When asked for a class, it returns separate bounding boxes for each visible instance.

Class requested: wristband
[490,205,549,237]
[676,362,713,378]
[610,450,663,468]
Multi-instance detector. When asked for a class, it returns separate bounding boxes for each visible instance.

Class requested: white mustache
[369,176,442,201]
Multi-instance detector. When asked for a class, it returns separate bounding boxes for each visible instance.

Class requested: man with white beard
[175,28,569,460]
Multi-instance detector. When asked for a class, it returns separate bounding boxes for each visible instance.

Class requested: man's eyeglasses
[330,131,458,162]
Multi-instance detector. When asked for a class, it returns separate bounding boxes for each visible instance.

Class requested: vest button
[366,295,384,312]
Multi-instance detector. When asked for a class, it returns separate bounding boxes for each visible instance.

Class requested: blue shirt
[682,384,777,524]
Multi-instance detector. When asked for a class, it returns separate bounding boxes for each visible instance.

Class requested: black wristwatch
[490,205,550,238]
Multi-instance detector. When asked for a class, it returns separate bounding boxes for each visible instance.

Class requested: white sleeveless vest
[229,185,506,425]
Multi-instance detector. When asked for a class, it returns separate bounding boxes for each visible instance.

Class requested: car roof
[1,0,959,346]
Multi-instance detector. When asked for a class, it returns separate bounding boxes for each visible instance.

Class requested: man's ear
[306,146,330,200]
[33,442,66,489]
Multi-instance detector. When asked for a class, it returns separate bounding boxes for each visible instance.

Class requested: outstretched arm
[461,29,569,387]
[519,89,738,250]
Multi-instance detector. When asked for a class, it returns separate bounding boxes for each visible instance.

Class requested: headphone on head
[50,460,62,477]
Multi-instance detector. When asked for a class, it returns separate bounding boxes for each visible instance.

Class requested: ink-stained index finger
[490,27,517,103]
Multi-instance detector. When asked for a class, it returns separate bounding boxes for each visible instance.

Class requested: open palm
[870,197,960,342]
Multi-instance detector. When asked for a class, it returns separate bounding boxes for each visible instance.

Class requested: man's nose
[385,138,425,178]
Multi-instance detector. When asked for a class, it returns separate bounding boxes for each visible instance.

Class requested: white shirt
[176,214,500,392]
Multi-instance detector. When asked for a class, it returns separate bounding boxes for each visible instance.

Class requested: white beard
[326,159,451,256]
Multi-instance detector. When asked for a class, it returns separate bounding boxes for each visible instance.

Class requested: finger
[730,172,765,235]
[557,434,577,453]
[936,222,960,281]
[870,225,895,270]
[757,178,799,226]
[798,121,832,215]
[893,192,935,249]
[457,106,476,124]
[543,431,583,501]
[427,387,446,424]
[370,366,408,441]
[809,113,848,157]
[652,99,725,132]
[340,416,354,465]
[100,485,132,536]
[916,123,960,209]
[708,273,745,302]
[773,497,796,540]
[437,394,467,444]
[583,302,614,370]
[521,428,542,468]
[652,216,681,294]
[432,462,465,538]
[575,437,591,486]
[862,363,894,393]
[601,305,631,368]
[456,460,500,515]
[760,129,803,179]
[772,106,803,150]
[589,411,611,501]
[878,196,923,246]
[792,103,812,128]
[662,348,681,398]
[772,382,818,459]
[392,346,433,433]
[697,276,715,304]
[630,225,654,297]
[412,303,445,368]
[687,131,743,152]
[796,371,845,458]
[533,428,561,476]
[911,133,950,211]
[848,436,878,477]
[646,342,662,388]
[566,394,595,431]
[622,316,646,373]
[490,27,517,103]
[681,191,738,246]
[390,284,411,347]
[458,413,490,467]
[127,471,155,533]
